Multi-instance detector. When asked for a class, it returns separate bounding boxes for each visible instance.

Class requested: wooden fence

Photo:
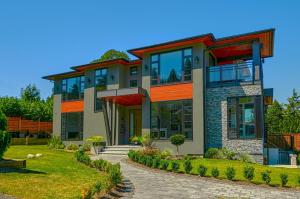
[7,117,52,134]
[266,133,300,151]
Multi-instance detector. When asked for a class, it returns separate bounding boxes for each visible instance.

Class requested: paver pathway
[93,155,300,199]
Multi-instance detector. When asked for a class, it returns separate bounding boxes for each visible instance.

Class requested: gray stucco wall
[206,84,263,162]
[53,80,62,137]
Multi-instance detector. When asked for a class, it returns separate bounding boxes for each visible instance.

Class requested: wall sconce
[110,75,114,81]
[194,56,200,65]
[144,64,148,71]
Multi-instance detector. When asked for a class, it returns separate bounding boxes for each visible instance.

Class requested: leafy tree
[282,89,300,133]
[21,84,40,102]
[265,100,284,134]
[0,131,11,160]
[170,134,185,154]
[90,49,130,63]
[0,97,21,117]
[0,110,7,131]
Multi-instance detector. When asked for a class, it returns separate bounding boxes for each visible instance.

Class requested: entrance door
[129,109,142,138]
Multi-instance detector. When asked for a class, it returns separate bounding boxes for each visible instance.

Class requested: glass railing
[207,60,258,86]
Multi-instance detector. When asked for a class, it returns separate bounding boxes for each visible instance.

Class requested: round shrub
[211,167,219,178]
[237,153,254,163]
[225,167,236,180]
[243,165,255,181]
[198,165,207,177]
[171,161,180,172]
[82,143,91,152]
[280,173,288,187]
[170,134,185,154]
[152,157,161,168]
[0,131,11,160]
[160,160,169,170]
[183,159,193,174]
[261,170,271,185]
[67,143,79,151]
[204,148,220,159]
[0,111,7,131]
[48,136,65,149]
[160,149,172,159]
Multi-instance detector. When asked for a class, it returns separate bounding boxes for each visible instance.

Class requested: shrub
[0,131,11,160]
[67,143,79,151]
[198,165,207,177]
[74,149,91,166]
[160,159,169,170]
[48,136,65,149]
[220,148,236,160]
[211,167,219,178]
[204,148,220,159]
[298,176,300,185]
[171,161,180,172]
[0,110,7,131]
[146,156,153,167]
[297,154,300,165]
[85,136,104,146]
[243,165,255,181]
[152,157,161,168]
[225,167,236,180]
[237,153,254,163]
[138,155,146,165]
[183,159,193,174]
[280,173,288,187]
[170,134,185,154]
[109,163,122,185]
[160,149,172,159]
[261,170,271,185]
[141,133,153,148]
[82,143,91,152]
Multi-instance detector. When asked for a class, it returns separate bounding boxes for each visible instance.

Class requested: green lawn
[0,145,110,199]
[180,158,300,187]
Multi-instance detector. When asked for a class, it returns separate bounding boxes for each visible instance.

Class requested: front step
[99,145,141,155]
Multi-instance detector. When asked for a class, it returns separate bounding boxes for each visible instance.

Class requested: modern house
[43,29,275,163]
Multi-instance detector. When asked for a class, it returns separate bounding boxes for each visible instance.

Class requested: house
[43,29,275,163]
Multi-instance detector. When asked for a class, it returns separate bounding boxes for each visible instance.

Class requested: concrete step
[100,150,129,155]
[105,145,141,149]
[98,145,141,155]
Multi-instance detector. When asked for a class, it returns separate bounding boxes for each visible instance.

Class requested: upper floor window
[95,68,108,91]
[151,48,192,85]
[95,68,108,112]
[130,66,138,76]
[62,76,84,101]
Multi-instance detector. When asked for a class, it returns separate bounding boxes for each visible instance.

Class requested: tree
[0,97,21,117]
[21,84,40,102]
[90,49,130,63]
[170,134,185,154]
[282,89,300,133]
[0,110,7,131]
[0,131,11,160]
[265,100,284,134]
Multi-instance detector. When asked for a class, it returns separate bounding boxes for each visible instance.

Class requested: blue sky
[0,0,299,102]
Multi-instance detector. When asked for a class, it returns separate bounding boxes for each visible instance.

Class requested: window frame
[61,112,84,141]
[150,47,193,86]
[150,99,193,140]
[130,66,138,76]
[227,95,262,140]
[61,76,85,101]
[94,68,108,112]
[129,79,138,88]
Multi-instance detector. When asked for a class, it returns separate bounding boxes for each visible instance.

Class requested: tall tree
[21,84,40,102]
[90,49,130,63]
[265,100,284,134]
[282,89,300,133]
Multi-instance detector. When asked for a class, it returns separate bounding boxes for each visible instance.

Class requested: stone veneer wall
[206,84,263,163]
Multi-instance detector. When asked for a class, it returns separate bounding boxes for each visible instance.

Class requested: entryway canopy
[97,87,146,106]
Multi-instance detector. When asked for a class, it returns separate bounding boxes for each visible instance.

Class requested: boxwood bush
[198,165,207,177]
[211,167,219,178]
[243,165,255,181]
[225,167,236,180]
[0,130,11,160]
[183,159,193,174]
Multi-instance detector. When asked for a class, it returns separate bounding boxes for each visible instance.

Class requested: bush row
[74,149,122,198]
[128,150,291,187]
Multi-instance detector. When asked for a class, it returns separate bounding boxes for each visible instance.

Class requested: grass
[0,145,110,199]
[170,158,300,187]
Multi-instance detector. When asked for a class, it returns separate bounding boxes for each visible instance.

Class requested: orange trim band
[61,100,84,113]
[150,83,193,102]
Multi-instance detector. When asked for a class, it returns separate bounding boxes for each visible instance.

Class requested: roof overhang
[97,87,146,106]
[42,71,84,81]
[128,29,275,59]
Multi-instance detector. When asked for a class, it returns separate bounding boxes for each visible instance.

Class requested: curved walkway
[92,155,300,199]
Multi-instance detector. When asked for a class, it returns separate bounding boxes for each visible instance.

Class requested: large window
[95,68,108,111]
[61,112,83,141]
[151,100,193,139]
[62,76,85,101]
[151,48,192,85]
[228,96,262,139]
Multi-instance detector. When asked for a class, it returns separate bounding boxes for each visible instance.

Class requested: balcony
[207,60,261,87]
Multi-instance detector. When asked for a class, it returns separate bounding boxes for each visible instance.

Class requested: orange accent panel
[150,83,193,102]
[61,100,84,113]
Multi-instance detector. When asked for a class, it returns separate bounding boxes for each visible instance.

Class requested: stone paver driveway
[93,155,300,199]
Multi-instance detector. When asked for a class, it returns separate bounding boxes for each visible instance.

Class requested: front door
[129,109,142,138]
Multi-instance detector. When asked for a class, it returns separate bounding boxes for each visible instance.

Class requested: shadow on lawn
[0,168,46,174]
